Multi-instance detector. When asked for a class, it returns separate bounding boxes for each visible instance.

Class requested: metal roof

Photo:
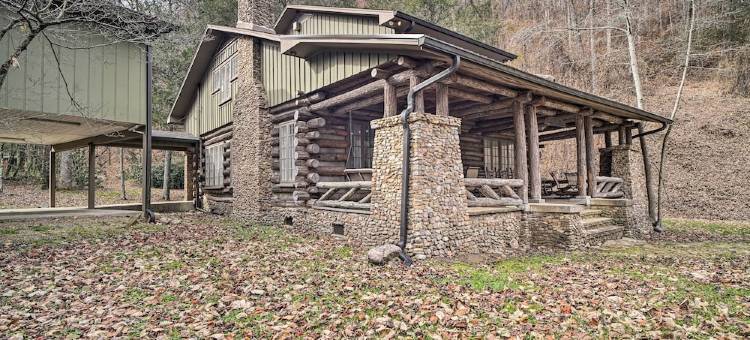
[274,5,516,62]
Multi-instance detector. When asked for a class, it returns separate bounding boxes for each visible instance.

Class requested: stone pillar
[231,36,273,221]
[610,144,651,238]
[237,0,275,27]
[370,113,474,259]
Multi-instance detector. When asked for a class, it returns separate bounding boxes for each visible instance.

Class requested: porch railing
[465,178,524,207]
[313,181,372,211]
[593,176,624,198]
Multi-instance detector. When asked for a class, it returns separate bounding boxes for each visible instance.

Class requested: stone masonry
[231,36,274,222]
[609,144,652,238]
[370,113,478,258]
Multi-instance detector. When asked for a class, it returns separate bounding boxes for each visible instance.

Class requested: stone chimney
[237,0,275,29]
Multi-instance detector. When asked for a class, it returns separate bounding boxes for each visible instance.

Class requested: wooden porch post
[584,115,596,197]
[49,149,56,208]
[625,127,633,145]
[604,131,613,148]
[526,104,543,202]
[384,81,397,117]
[410,74,425,113]
[88,143,95,209]
[436,83,449,116]
[618,125,627,145]
[513,100,529,204]
[575,114,588,197]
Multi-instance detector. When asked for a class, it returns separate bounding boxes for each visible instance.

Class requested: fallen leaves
[0,213,748,338]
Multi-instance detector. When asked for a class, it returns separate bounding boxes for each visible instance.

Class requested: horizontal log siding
[185,39,238,135]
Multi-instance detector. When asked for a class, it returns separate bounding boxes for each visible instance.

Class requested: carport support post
[49,149,56,207]
[88,143,95,209]
[142,45,153,219]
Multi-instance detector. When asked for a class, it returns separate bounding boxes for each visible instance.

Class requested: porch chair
[562,172,580,197]
[466,167,480,178]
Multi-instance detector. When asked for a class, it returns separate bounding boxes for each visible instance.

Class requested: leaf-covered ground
[1,214,748,338]
[0,181,186,210]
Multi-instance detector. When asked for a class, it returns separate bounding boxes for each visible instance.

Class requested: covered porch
[272,55,655,216]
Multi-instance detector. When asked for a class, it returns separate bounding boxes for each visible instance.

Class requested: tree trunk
[120,148,127,200]
[589,0,597,93]
[0,144,4,193]
[622,0,655,225]
[657,0,695,230]
[59,151,73,189]
[162,151,171,200]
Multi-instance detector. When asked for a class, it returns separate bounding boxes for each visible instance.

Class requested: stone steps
[581,209,603,217]
[582,217,613,229]
[583,225,624,244]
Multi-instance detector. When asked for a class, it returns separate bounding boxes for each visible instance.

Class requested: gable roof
[168,25,279,124]
[274,5,516,63]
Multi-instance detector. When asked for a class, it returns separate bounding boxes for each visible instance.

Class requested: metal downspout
[398,55,461,266]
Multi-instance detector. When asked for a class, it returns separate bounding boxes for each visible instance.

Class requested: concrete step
[583,225,624,244]
[581,209,603,217]
[582,217,612,229]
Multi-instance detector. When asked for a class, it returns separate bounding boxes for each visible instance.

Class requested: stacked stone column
[370,113,476,259]
[609,144,651,237]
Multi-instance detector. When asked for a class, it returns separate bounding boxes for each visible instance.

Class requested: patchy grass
[663,218,750,237]
[0,214,748,338]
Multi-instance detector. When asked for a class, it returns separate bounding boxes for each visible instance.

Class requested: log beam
[436,83,450,116]
[526,105,543,202]
[584,115,596,197]
[576,115,588,197]
[513,100,529,204]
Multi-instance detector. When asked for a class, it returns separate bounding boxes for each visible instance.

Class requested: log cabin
[167,2,671,259]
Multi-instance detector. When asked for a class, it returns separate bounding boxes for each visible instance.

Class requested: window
[212,55,236,104]
[347,121,374,169]
[279,121,297,183]
[483,138,514,178]
[205,142,225,188]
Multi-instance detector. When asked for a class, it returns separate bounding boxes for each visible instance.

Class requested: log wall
[270,114,353,206]
[199,123,233,206]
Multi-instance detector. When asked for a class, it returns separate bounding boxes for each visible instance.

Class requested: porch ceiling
[0,109,136,145]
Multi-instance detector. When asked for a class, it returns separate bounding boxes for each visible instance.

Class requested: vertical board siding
[183,13,395,134]
[260,41,393,106]
[0,17,146,124]
[184,38,239,135]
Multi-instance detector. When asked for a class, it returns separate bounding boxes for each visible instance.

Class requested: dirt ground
[1,214,748,338]
[0,181,186,209]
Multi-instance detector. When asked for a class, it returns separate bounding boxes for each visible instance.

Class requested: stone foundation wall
[526,212,585,250]
[469,212,529,256]
[609,145,651,238]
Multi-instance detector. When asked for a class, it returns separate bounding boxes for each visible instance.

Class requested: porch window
[483,138,514,178]
[205,142,224,188]
[279,121,297,183]
[347,121,374,169]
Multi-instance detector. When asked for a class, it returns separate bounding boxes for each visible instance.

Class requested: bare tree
[656,0,696,229]
[0,0,170,89]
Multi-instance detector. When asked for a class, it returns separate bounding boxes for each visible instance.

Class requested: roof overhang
[274,5,516,63]
[274,34,670,125]
[167,25,280,124]
[280,34,426,58]
[420,37,671,124]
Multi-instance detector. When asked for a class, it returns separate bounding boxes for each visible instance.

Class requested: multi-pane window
[212,55,236,104]
[205,142,224,187]
[279,121,297,183]
[347,121,374,169]
[483,138,514,178]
